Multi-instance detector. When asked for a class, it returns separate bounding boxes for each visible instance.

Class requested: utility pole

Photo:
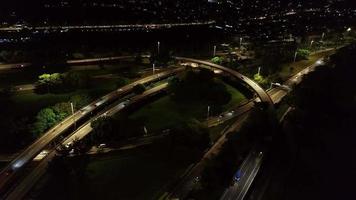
[70,102,76,130]
[157,41,160,55]
[294,51,298,62]
[207,105,210,119]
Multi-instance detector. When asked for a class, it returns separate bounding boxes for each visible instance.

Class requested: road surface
[216,58,327,200]
[167,112,251,199]
[220,149,264,200]
[175,57,274,107]
[3,83,169,200]
[166,58,327,200]
[0,67,183,193]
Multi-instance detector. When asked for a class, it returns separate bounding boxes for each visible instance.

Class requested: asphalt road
[220,149,264,200]
[3,83,169,200]
[167,113,251,200]
[0,63,31,71]
[0,67,183,193]
[0,56,326,199]
[175,57,274,107]
[166,58,326,200]
[215,58,327,200]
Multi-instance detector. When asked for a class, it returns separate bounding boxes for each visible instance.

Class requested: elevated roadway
[0,67,183,193]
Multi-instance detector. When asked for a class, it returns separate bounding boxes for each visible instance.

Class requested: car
[233,170,242,182]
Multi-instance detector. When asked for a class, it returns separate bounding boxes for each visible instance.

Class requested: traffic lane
[207,101,255,127]
[169,113,250,199]
[0,67,183,191]
[0,63,31,71]
[235,154,263,200]
[4,83,170,200]
[225,151,263,200]
[220,151,256,200]
[175,57,273,106]
[220,150,259,200]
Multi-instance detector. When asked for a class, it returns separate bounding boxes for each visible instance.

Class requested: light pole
[152,63,155,75]
[207,105,210,119]
[157,41,160,55]
[321,32,325,41]
[239,37,243,48]
[310,40,314,48]
[257,67,261,75]
[70,102,76,129]
[294,51,298,62]
[213,45,217,57]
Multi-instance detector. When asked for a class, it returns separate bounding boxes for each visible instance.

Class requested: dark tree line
[168,68,232,112]
[260,44,356,200]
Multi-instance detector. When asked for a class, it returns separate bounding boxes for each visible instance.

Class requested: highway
[215,58,327,200]
[166,58,326,200]
[175,57,274,107]
[220,149,264,200]
[3,83,169,200]
[0,56,139,72]
[167,112,251,200]
[0,55,325,199]
[0,67,183,193]
[0,21,215,33]
[0,63,31,71]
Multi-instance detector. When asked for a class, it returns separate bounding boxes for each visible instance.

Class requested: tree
[116,76,130,88]
[211,56,224,65]
[63,71,89,90]
[170,120,211,151]
[168,69,231,108]
[52,102,71,120]
[36,73,63,93]
[296,48,310,60]
[31,108,58,137]
[91,116,115,144]
[70,94,91,109]
[133,84,146,94]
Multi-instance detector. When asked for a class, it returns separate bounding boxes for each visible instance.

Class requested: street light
[239,37,243,48]
[157,41,160,54]
[347,27,352,32]
[310,40,314,48]
[321,32,325,41]
[207,105,210,119]
[294,51,298,62]
[213,45,217,57]
[152,63,156,75]
[257,67,261,75]
[70,102,76,129]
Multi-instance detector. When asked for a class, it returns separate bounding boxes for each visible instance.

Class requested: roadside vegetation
[250,44,356,200]
[187,104,278,200]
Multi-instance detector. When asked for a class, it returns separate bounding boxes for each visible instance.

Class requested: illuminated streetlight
[157,41,160,54]
[70,102,76,129]
[347,27,352,32]
[294,51,298,62]
[310,40,314,48]
[207,105,210,119]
